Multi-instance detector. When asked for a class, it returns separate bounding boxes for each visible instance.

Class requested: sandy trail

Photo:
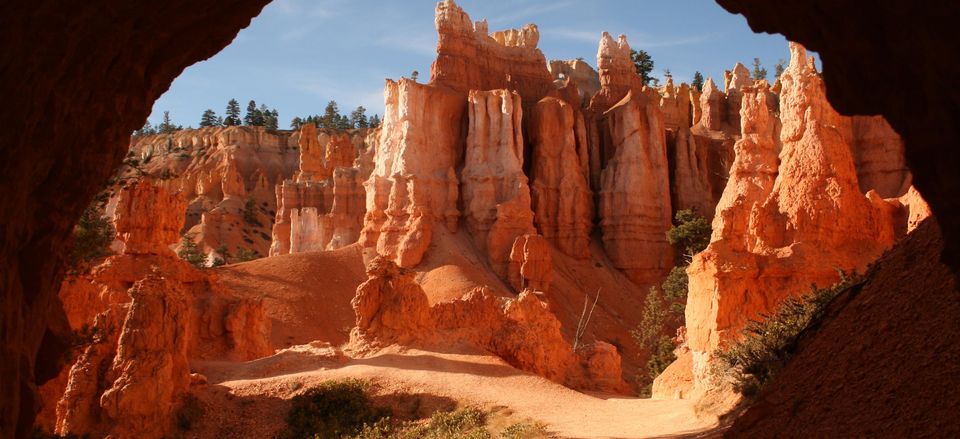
[197,345,718,439]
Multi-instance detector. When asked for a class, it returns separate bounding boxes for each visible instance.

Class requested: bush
[353,408,492,439]
[69,201,115,268]
[666,209,711,261]
[177,234,206,268]
[712,272,860,396]
[281,379,389,439]
[632,287,678,396]
[242,197,262,227]
[235,247,258,263]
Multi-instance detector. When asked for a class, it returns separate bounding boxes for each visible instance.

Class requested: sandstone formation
[655,44,903,398]
[42,182,271,437]
[589,33,644,113]
[359,79,465,268]
[529,97,593,259]
[548,59,601,105]
[598,90,673,285]
[0,3,271,432]
[431,0,555,104]
[847,115,911,198]
[461,89,537,276]
[124,126,299,262]
[351,257,629,394]
[507,234,553,293]
[271,125,370,255]
[716,0,960,276]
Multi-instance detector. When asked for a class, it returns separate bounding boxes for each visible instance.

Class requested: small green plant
[712,272,861,396]
[666,209,711,261]
[242,196,262,227]
[68,201,115,268]
[177,234,206,268]
[499,422,548,439]
[235,246,258,263]
[632,287,678,396]
[281,379,389,439]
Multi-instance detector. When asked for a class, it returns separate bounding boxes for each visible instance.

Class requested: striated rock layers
[654,44,903,398]
[124,126,299,262]
[461,90,537,275]
[431,0,555,104]
[351,257,629,394]
[599,89,674,285]
[360,79,465,268]
[270,124,371,256]
[44,182,271,438]
[529,97,593,259]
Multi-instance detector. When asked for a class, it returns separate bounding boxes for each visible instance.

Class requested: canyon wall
[270,124,372,256]
[44,181,271,438]
[0,2,270,434]
[654,44,908,399]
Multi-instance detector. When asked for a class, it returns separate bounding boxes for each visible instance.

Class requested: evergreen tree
[773,58,786,79]
[265,109,279,130]
[158,111,179,134]
[290,117,304,130]
[224,99,241,126]
[691,71,705,92]
[320,101,340,129]
[350,106,368,129]
[630,49,656,85]
[369,114,381,128]
[244,100,259,126]
[752,58,768,81]
[134,121,157,137]
[199,109,221,128]
[255,103,269,126]
[177,234,206,268]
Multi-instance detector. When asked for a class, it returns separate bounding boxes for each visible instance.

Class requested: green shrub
[177,234,206,268]
[235,246,258,263]
[632,287,678,396]
[713,272,860,396]
[666,209,711,260]
[499,422,548,439]
[242,197,262,227]
[281,379,389,439]
[68,201,115,268]
[351,408,496,439]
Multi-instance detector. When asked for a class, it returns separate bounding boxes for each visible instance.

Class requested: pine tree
[290,117,304,130]
[630,49,655,85]
[369,114,381,128]
[224,99,241,126]
[244,100,259,126]
[692,71,704,92]
[158,111,179,134]
[773,58,786,79]
[320,101,340,129]
[350,106,368,129]
[134,121,157,137]
[264,109,279,130]
[199,109,220,128]
[752,58,768,81]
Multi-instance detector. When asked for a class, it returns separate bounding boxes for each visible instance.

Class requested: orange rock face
[350,257,628,393]
[123,126,299,262]
[656,44,902,398]
[507,234,553,293]
[114,181,186,255]
[430,0,555,104]
[462,89,537,276]
[529,97,593,259]
[271,125,370,256]
[360,79,465,268]
[598,90,674,285]
[45,181,272,437]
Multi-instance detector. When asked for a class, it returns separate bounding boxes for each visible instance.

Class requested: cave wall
[0,1,271,437]
[715,0,960,272]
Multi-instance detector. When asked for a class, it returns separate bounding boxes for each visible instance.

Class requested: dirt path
[196,345,718,438]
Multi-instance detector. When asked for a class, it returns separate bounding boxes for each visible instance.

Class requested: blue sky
[149,0,804,129]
